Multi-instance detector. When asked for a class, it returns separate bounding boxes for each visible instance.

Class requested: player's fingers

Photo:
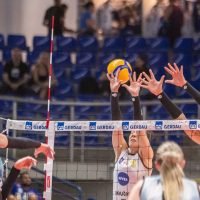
[165,80,174,85]
[173,63,179,72]
[164,66,174,76]
[149,69,155,80]
[142,72,151,81]
[168,63,176,73]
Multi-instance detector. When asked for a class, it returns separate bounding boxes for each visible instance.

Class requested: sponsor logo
[25,121,32,130]
[57,122,65,130]
[155,121,163,130]
[65,125,82,130]
[89,122,96,130]
[189,121,197,129]
[33,124,46,130]
[97,125,114,130]
[130,125,147,129]
[122,122,129,131]
[164,124,181,129]
[118,172,129,186]
[115,191,129,197]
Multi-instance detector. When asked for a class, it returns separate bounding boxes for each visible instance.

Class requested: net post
[43,121,55,200]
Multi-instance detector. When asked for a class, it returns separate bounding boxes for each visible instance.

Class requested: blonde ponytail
[156,142,185,200]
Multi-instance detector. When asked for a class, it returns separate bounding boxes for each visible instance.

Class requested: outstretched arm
[107,71,127,161]
[122,72,154,169]
[165,63,200,104]
[141,69,200,144]
[0,131,55,159]
[2,156,37,200]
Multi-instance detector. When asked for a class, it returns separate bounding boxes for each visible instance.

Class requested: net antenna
[44,15,55,200]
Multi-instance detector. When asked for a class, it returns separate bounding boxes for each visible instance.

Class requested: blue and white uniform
[140,175,200,200]
[113,149,151,200]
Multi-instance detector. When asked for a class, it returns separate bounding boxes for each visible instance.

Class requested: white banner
[6,119,200,131]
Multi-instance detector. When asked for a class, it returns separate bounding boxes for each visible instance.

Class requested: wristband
[111,92,118,97]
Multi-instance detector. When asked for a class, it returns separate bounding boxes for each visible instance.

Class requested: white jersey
[140,175,200,200]
[113,149,151,200]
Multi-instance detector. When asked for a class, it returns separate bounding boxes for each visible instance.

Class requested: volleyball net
[4,119,200,200]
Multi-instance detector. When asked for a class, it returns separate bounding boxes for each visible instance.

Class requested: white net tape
[6,119,200,131]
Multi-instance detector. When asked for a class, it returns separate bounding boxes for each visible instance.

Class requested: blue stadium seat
[125,37,146,53]
[179,104,198,118]
[0,34,5,49]
[0,100,13,116]
[0,62,3,79]
[163,84,176,98]
[71,68,90,81]
[76,52,96,66]
[148,53,168,77]
[54,67,66,79]
[7,34,28,50]
[77,36,98,52]
[175,87,190,99]
[193,38,200,52]
[193,54,200,68]
[146,38,169,52]
[53,81,74,99]
[174,38,193,53]
[27,50,41,65]
[168,133,184,145]
[103,36,124,52]
[56,36,77,52]
[173,53,192,78]
[85,135,99,147]
[55,135,69,147]
[53,52,72,68]
[75,106,96,114]
[96,113,110,120]
[97,53,118,70]
[123,52,138,66]
[3,49,11,62]
[33,36,50,52]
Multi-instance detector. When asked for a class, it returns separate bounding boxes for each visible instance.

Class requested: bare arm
[128,179,143,200]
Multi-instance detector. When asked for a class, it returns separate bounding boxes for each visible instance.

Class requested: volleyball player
[107,70,154,200]
[128,141,200,200]
[141,69,200,144]
[0,130,54,200]
[164,63,200,104]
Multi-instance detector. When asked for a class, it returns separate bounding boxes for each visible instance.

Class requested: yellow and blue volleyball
[107,59,132,84]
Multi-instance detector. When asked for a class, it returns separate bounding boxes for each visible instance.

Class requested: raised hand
[14,156,37,170]
[107,69,121,93]
[164,63,187,87]
[122,72,143,96]
[34,143,55,159]
[141,69,165,96]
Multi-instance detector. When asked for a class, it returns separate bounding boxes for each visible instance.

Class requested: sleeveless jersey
[113,149,150,200]
[140,175,200,200]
